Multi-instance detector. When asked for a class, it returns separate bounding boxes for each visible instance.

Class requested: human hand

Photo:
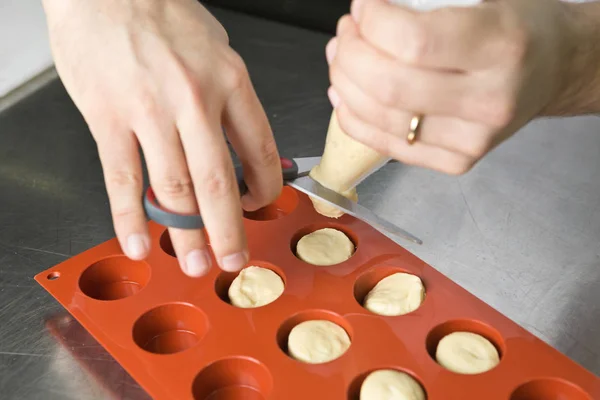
[43,0,282,276]
[327,0,576,174]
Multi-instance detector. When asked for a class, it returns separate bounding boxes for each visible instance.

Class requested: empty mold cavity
[510,378,592,400]
[214,261,286,306]
[243,186,299,221]
[192,357,273,400]
[160,230,176,257]
[78,256,150,301]
[290,223,358,265]
[276,309,353,360]
[426,319,506,371]
[133,303,208,355]
[347,368,427,400]
[353,266,425,314]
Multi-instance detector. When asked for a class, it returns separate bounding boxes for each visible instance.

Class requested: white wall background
[0,0,53,97]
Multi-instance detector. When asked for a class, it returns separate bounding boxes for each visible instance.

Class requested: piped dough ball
[364,273,425,316]
[360,369,426,400]
[296,228,355,266]
[228,266,284,308]
[436,331,500,374]
[287,320,351,364]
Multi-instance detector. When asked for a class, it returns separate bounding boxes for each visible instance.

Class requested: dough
[436,331,500,374]
[309,110,387,218]
[360,369,426,400]
[228,266,284,308]
[296,228,354,266]
[364,273,425,316]
[287,320,351,364]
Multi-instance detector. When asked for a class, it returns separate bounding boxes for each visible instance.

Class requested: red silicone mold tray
[35,187,600,400]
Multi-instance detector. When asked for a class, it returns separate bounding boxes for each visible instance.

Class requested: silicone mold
[36,186,600,399]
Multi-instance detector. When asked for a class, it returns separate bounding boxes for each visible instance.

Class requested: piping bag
[309,0,481,218]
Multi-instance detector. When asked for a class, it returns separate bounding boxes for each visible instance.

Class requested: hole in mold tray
[353,266,426,315]
[276,309,353,362]
[192,357,273,400]
[426,319,506,372]
[347,368,428,400]
[214,261,287,307]
[160,230,176,257]
[133,303,208,355]
[78,256,151,301]
[510,378,592,400]
[290,223,358,266]
[243,186,299,221]
[47,271,61,280]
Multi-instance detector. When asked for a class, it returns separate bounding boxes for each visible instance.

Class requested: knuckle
[488,96,515,127]
[203,166,235,198]
[223,51,249,91]
[258,137,280,168]
[112,206,144,220]
[107,170,142,189]
[376,77,402,107]
[155,176,195,199]
[405,21,429,63]
[135,89,159,119]
[444,159,475,176]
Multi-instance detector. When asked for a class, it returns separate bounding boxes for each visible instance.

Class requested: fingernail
[184,249,212,277]
[328,87,341,108]
[351,0,365,21]
[326,38,338,64]
[220,251,248,272]
[125,234,149,260]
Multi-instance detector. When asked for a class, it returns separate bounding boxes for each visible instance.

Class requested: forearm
[543,1,600,116]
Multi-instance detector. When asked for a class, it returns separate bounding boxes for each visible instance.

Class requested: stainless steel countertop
[0,7,598,400]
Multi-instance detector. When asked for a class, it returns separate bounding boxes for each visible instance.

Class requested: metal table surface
[0,6,598,400]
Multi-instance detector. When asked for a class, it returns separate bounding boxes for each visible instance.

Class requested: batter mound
[296,228,354,266]
[436,331,500,374]
[287,320,351,364]
[363,273,425,316]
[360,369,426,400]
[228,266,284,308]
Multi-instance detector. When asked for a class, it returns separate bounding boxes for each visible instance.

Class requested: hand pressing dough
[360,369,426,400]
[309,110,387,218]
[287,320,351,364]
[436,332,500,374]
[364,273,425,316]
[228,266,284,308]
[296,228,354,266]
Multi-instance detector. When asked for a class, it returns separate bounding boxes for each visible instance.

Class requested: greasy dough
[296,228,355,266]
[287,320,351,364]
[228,266,284,308]
[360,369,426,400]
[309,110,387,218]
[436,332,500,374]
[364,273,425,316]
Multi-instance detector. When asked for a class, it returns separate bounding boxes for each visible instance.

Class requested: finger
[178,103,248,273]
[134,117,211,278]
[95,129,150,260]
[336,103,476,175]
[330,66,413,136]
[222,57,283,212]
[333,30,506,124]
[417,117,495,158]
[355,0,514,70]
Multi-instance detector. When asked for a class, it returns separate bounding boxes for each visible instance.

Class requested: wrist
[542,2,600,116]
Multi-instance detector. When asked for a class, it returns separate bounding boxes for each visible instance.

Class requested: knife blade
[287,175,423,245]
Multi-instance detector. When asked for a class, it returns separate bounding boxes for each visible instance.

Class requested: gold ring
[407,115,422,145]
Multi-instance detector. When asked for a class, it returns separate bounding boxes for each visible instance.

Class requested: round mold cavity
[290,223,358,265]
[160,230,176,257]
[276,309,353,362]
[347,368,428,400]
[192,357,273,400]
[425,319,506,373]
[132,303,208,355]
[47,271,61,281]
[510,378,592,400]
[243,186,299,221]
[353,266,425,314]
[78,256,151,301]
[214,261,287,306]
